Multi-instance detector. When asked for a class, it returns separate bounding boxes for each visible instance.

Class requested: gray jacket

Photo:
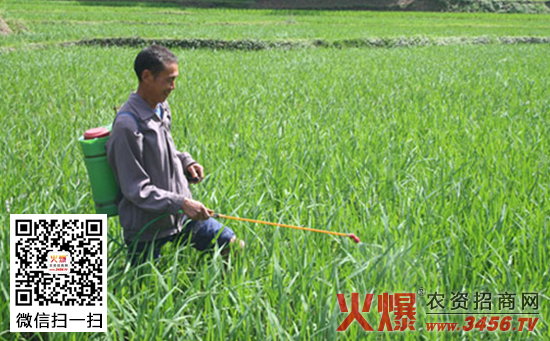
[106,93,196,243]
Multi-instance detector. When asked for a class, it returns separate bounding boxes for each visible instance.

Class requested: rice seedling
[2,0,550,48]
[1,1,549,339]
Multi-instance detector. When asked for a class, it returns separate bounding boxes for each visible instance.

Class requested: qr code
[10,214,107,332]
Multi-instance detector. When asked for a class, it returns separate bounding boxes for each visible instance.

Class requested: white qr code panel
[10,214,107,332]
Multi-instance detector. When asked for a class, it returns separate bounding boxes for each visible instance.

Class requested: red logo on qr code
[10,214,107,332]
[47,252,71,273]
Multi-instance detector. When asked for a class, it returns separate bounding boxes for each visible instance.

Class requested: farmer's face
[144,62,179,104]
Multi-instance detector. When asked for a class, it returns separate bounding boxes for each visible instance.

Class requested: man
[106,45,242,264]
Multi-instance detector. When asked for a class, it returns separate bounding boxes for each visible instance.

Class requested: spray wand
[212,213,360,244]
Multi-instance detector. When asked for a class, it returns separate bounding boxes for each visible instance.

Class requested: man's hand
[182,198,213,220]
[185,163,204,184]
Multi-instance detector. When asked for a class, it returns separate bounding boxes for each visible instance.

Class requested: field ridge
[65,36,550,50]
[71,0,550,13]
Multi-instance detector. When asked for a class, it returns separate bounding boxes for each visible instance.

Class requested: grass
[1,0,549,339]
[2,0,550,48]
[1,43,549,339]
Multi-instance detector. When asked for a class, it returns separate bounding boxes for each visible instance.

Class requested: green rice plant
[2,0,550,48]
[1,42,549,339]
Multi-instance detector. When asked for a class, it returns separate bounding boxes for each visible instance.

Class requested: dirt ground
[0,16,13,35]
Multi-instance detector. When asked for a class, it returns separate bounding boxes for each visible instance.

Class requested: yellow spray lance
[212,213,361,244]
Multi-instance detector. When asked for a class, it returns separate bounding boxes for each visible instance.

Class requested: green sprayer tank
[78,126,119,217]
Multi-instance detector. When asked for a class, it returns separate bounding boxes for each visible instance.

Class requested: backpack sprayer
[78,125,119,217]
[78,111,140,217]
[78,120,360,244]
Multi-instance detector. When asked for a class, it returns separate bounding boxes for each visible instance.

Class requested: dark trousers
[127,217,235,265]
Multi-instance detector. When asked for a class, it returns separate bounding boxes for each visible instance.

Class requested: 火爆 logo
[46,252,71,273]
[337,292,416,332]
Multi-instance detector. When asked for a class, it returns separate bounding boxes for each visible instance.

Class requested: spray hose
[108,210,184,260]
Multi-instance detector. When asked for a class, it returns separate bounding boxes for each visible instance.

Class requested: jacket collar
[127,92,165,122]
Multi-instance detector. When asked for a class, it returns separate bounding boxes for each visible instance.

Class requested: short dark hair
[134,45,178,82]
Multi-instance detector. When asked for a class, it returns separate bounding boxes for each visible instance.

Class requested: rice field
[2,0,550,48]
[1,0,549,340]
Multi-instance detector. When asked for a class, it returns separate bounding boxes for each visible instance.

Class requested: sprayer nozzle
[348,234,360,244]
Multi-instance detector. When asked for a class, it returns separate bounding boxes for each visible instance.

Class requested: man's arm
[176,151,196,170]
[108,118,186,214]
[176,151,204,183]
